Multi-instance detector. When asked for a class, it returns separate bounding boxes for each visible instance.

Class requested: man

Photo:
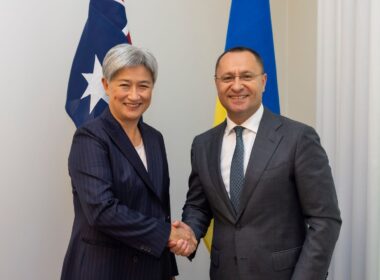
[171,47,341,280]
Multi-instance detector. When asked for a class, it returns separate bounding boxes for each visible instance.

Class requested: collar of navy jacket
[99,107,165,203]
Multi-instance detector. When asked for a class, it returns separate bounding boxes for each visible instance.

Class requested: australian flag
[65,0,131,127]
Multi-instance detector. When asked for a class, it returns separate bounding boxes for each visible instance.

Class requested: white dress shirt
[220,104,264,197]
[135,140,148,171]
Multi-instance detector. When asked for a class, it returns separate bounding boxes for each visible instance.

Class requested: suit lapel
[208,121,237,221]
[236,109,283,220]
[100,109,161,201]
[139,123,165,203]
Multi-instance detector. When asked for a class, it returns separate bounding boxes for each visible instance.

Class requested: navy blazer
[61,108,178,280]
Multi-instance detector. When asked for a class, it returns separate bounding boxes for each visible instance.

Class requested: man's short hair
[214,46,265,74]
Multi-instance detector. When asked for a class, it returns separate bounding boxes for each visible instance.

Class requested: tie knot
[234,126,244,138]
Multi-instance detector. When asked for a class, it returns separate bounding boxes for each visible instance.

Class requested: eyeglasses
[215,72,264,84]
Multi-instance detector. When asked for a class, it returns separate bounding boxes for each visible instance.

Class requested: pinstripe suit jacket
[61,108,177,280]
[183,108,341,280]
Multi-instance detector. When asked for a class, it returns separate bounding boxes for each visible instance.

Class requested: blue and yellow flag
[205,0,280,252]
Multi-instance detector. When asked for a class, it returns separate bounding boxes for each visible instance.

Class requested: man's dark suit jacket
[183,108,341,280]
[61,108,177,280]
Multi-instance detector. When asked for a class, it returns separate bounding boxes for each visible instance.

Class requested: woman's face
[102,65,153,124]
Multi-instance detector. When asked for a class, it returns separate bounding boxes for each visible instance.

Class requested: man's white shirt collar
[225,104,264,135]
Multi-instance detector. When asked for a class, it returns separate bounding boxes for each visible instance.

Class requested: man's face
[215,51,267,124]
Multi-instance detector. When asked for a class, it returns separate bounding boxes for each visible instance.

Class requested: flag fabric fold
[65,0,131,127]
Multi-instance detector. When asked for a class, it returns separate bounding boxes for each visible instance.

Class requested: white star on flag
[122,24,129,36]
[81,55,109,113]
[113,0,129,35]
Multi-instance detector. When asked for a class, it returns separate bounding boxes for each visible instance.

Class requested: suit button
[235,224,242,230]
[132,256,138,263]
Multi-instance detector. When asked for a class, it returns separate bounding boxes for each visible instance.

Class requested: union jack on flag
[65,0,132,127]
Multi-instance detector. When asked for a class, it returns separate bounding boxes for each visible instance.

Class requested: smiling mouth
[229,95,248,100]
[124,103,141,108]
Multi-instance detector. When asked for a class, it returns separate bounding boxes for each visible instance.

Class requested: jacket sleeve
[292,125,342,280]
[182,137,213,258]
[69,127,171,258]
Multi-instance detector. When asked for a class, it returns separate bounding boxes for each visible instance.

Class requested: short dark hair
[214,46,265,74]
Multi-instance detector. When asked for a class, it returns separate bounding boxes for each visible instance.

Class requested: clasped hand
[167,221,197,256]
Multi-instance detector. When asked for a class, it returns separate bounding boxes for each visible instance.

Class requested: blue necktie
[230,126,245,213]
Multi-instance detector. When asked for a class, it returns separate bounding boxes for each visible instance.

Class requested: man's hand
[168,220,197,256]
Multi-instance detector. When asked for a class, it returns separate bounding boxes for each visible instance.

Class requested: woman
[61,44,178,280]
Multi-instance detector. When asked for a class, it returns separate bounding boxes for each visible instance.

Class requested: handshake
[167,221,198,257]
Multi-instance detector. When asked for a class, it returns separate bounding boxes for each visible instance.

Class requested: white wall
[271,0,317,127]
[0,0,86,279]
[0,1,316,279]
[287,0,317,126]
